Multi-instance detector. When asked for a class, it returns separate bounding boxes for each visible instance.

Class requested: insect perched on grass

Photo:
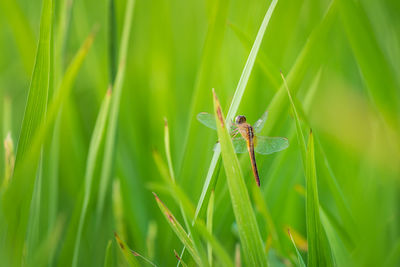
[197,110,289,186]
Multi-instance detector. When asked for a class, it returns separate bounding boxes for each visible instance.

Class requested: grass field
[0,0,399,266]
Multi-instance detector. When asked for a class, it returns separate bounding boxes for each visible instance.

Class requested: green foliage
[0,0,399,266]
[213,90,267,266]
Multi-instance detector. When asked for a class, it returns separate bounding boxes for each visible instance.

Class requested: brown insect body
[235,116,261,186]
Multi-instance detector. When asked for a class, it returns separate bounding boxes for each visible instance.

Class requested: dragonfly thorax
[235,115,247,125]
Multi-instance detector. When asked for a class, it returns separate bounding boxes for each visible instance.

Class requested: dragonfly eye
[235,115,246,124]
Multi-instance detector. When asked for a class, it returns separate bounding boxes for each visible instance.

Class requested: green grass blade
[96,0,135,221]
[288,229,306,267]
[104,240,114,267]
[108,0,117,84]
[194,0,279,227]
[213,90,267,266]
[72,90,112,267]
[228,22,280,90]
[2,133,14,190]
[165,119,176,182]
[114,232,141,267]
[1,0,53,263]
[153,193,202,266]
[306,131,334,267]
[13,0,52,168]
[206,190,215,266]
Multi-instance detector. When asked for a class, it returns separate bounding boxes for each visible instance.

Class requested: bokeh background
[0,0,399,266]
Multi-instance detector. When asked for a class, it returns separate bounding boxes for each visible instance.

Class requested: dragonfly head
[235,115,247,125]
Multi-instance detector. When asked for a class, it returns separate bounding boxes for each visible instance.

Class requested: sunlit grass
[0,0,399,266]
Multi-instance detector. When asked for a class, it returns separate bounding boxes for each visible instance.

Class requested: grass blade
[14,0,52,167]
[213,90,267,266]
[114,232,141,267]
[193,0,279,228]
[306,131,334,267]
[206,190,215,266]
[96,0,135,221]
[288,229,306,267]
[72,90,112,267]
[153,193,202,266]
[1,0,52,263]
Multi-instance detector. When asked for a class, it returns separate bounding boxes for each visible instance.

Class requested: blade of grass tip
[281,71,307,171]
[163,120,192,232]
[288,229,306,267]
[153,193,202,266]
[146,221,157,261]
[96,0,135,220]
[206,190,215,266]
[104,240,114,267]
[193,0,279,229]
[72,90,112,267]
[306,130,334,267]
[213,89,267,266]
[3,133,15,190]
[13,0,52,168]
[114,232,141,267]
[174,250,188,267]
[164,118,176,182]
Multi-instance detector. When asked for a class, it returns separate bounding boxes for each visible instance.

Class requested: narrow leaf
[72,90,112,267]
[288,229,306,267]
[306,131,334,267]
[213,90,267,266]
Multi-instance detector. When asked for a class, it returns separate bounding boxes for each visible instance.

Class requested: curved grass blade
[114,232,141,267]
[153,193,201,266]
[207,190,215,266]
[213,90,267,266]
[96,0,135,221]
[306,131,334,267]
[1,0,53,263]
[193,0,279,227]
[288,229,306,267]
[72,90,112,267]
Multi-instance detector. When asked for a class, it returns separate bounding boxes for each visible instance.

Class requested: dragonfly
[197,110,289,186]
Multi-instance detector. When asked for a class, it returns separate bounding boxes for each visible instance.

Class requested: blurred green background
[0,0,399,266]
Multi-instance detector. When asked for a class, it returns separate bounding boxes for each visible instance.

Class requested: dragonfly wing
[232,137,248,153]
[253,110,268,133]
[197,112,216,130]
[254,136,289,155]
